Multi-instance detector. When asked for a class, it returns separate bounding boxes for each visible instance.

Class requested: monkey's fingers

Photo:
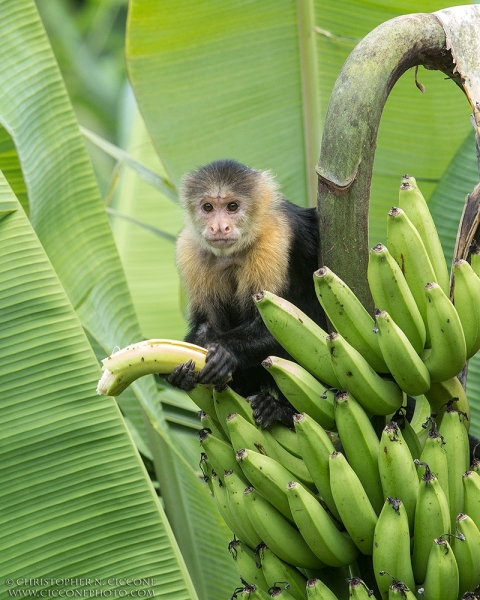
[165,360,197,391]
[197,343,236,385]
[248,391,296,429]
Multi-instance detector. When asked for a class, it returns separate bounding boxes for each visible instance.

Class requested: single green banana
[378,423,418,531]
[285,480,359,567]
[224,470,262,549]
[200,412,229,442]
[243,486,324,569]
[333,391,384,515]
[327,332,403,416]
[269,422,302,458]
[214,385,255,437]
[347,578,377,599]
[409,394,430,437]
[386,206,436,331]
[236,448,296,521]
[229,539,269,592]
[424,376,470,427]
[210,472,240,539]
[293,413,340,521]
[374,310,430,396]
[328,451,377,554]
[367,243,426,354]
[227,413,315,490]
[398,174,450,295]
[422,537,459,600]
[453,513,480,596]
[187,384,216,416]
[258,545,308,600]
[463,470,480,531]
[262,356,335,430]
[199,428,247,483]
[253,290,340,387]
[418,420,449,503]
[411,461,451,584]
[393,409,422,461]
[200,452,214,494]
[97,338,208,396]
[438,404,470,530]
[305,579,339,600]
[452,258,480,359]
[372,498,415,600]
[386,580,416,600]
[313,266,387,373]
[241,583,271,599]
[421,282,466,382]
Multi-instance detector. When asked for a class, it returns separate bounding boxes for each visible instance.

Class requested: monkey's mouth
[206,237,237,248]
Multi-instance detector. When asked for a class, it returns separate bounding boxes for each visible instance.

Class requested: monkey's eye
[202,203,214,212]
[226,202,239,212]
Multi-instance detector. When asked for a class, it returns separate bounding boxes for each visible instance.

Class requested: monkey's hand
[248,391,296,429]
[165,359,198,391]
[197,343,237,386]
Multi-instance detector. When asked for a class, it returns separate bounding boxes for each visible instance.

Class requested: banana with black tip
[347,578,376,599]
[418,419,449,502]
[214,385,255,437]
[422,536,459,600]
[453,513,480,596]
[258,545,307,600]
[229,539,269,592]
[425,376,470,426]
[305,579,339,600]
[199,428,247,484]
[224,470,262,549]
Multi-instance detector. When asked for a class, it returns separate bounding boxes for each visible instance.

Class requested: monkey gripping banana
[97,339,207,396]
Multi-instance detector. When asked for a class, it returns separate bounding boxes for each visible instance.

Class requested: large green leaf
[0,1,237,596]
[0,173,196,599]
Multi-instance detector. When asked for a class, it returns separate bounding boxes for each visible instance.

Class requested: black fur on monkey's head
[179,159,280,210]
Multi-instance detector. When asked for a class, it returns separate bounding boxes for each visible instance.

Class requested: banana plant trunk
[316,7,480,316]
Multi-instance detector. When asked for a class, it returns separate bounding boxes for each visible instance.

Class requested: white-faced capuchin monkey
[166,158,327,428]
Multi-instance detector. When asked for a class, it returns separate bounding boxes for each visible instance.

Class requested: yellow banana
[262,356,335,430]
[253,290,340,387]
[97,338,207,396]
[372,498,415,600]
[228,539,269,592]
[422,537,459,600]
[285,480,359,567]
[243,486,324,569]
[258,545,308,600]
[327,332,403,416]
[313,266,387,373]
[398,174,450,295]
[421,282,466,382]
[367,243,425,354]
[374,310,430,396]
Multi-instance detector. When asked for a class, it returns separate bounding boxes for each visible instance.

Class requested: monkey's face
[193,194,248,257]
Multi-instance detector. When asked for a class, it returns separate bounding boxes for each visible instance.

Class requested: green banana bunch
[367,243,426,353]
[258,544,308,600]
[253,290,340,387]
[97,338,207,396]
[373,309,430,396]
[268,423,302,457]
[285,480,359,567]
[422,537,459,600]
[305,579,338,600]
[243,486,324,569]
[293,413,339,521]
[452,258,480,360]
[421,282,466,382]
[333,391,384,514]
[228,539,269,592]
[373,498,415,600]
[327,332,403,416]
[313,266,387,372]
[411,460,451,583]
[262,355,335,430]
[329,451,377,554]
[377,423,419,530]
[386,206,436,329]
[224,470,262,549]
[453,513,480,596]
[398,174,450,295]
